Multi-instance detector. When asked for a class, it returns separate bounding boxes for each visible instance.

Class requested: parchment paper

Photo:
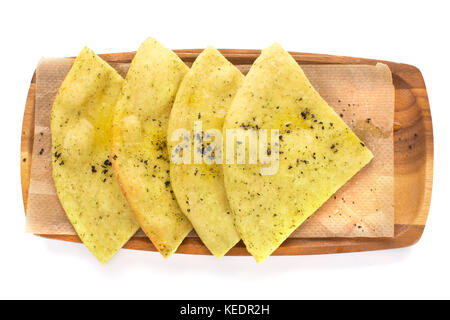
[25,58,394,238]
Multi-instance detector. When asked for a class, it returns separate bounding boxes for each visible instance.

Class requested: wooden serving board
[20,49,433,256]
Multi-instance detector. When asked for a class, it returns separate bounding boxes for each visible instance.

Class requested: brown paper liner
[25,58,394,238]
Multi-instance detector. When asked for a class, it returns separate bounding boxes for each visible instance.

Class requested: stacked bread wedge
[51,38,372,264]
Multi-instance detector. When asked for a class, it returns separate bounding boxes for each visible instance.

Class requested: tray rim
[20,48,433,256]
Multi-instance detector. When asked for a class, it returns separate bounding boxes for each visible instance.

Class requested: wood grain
[20,49,433,256]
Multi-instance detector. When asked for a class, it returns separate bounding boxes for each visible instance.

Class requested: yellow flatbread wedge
[51,46,139,265]
[223,43,374,262]
[112,38,192,258]
[168,47,243,257]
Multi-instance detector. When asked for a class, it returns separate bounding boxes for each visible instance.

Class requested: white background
[1,0,448,299]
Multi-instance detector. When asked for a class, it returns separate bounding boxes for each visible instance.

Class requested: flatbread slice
[167,47,243,257]
[223,43,374,262]
[112,38,192,257]
[51,46,139,265]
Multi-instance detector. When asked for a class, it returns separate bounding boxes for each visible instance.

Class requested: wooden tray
[20,49,433,256]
